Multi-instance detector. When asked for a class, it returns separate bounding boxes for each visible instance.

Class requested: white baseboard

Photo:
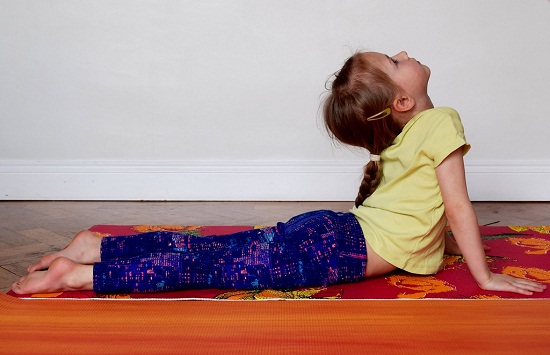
[465,160,550,201]
[1,160,549,201]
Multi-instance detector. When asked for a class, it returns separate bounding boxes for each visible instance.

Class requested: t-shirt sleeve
[425,109,470,167]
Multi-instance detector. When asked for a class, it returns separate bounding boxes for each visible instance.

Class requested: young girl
[12,51,545,296]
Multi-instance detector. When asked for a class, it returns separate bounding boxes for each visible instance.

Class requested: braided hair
[323,53,402,207]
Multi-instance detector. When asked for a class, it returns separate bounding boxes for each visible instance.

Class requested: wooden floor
[1,201,550,293]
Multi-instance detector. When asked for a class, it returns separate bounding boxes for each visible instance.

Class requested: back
[351,107,470,274]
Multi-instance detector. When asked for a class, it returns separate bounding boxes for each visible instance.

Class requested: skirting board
[1,160,549,201]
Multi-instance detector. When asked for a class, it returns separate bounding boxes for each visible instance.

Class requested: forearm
[446,201,492,286]
[437,149,545,295]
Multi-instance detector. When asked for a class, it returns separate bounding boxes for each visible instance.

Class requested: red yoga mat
[7,225,550,300]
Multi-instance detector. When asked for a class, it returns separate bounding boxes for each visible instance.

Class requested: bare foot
[12,257,94,294]
[28,230,101,273]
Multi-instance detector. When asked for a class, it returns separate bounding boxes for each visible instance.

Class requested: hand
[479,273,547,296]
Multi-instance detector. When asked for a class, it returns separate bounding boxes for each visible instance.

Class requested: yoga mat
[7,225,550,300]
[1,293,549,354]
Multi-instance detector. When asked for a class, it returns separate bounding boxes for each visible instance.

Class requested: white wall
[1,0,549,201]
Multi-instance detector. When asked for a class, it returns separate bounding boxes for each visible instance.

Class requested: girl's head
[323,51,431,207]
[323,52,402,154]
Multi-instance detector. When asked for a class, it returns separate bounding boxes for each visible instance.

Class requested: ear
[392,95,415,113]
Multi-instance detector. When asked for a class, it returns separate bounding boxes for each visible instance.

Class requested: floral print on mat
[9,225,550,300]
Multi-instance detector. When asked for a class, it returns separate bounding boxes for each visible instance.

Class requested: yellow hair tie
[365,108,391,121]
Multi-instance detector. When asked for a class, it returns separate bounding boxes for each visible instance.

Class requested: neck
[394,95,434,128]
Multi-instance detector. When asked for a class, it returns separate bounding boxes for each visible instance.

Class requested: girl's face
[363,51,431,100]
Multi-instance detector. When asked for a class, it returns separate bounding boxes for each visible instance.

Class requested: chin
[424,65,431,78]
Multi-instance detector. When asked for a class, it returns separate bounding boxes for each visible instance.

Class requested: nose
[393,51,409,61]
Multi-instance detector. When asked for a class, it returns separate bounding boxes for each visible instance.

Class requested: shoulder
[433,107,459,116]
[392,107,469,155]
[402,107,459,131]
[418,107,460,123]
[423,108,470,163]
[413,107,466,135]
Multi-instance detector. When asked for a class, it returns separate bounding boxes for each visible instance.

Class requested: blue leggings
[93,210,367,293]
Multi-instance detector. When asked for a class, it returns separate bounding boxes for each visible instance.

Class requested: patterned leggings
[93,210,367,293]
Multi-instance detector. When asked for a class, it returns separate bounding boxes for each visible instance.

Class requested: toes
[11,276,28,294]
[27,257,51,273]
[11,283,20,293]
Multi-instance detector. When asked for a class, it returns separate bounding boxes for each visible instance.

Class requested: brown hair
[323,53,402,207]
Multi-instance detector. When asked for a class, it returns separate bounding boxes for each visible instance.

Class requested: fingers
[510,278,547,294]
[481,273,547,296]
[505,278,546,295]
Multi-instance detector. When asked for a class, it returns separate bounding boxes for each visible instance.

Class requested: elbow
[444,199,474,226]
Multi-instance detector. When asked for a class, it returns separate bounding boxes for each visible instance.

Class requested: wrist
[477,272,494,289]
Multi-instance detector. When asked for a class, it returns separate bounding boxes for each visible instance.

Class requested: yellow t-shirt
[351,107,470,274]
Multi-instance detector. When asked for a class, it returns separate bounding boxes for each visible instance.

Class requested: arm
[436,148,546,295]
